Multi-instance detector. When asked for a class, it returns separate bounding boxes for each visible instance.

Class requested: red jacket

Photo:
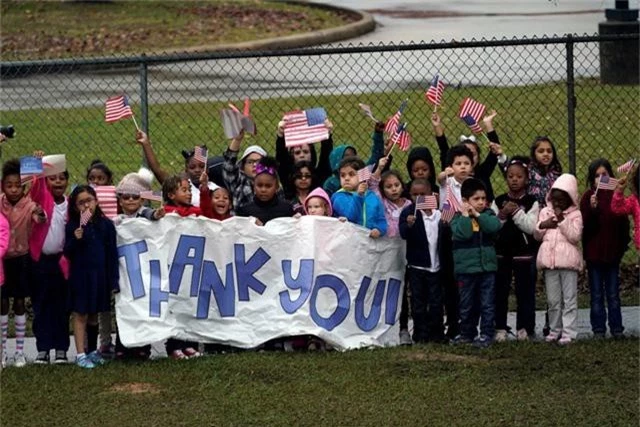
[580,188,630,263]
[164,186,229,220]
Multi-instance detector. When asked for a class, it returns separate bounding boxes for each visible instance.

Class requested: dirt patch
[109,382,161,395]
[404,351,487,364]
[365,9,601,19]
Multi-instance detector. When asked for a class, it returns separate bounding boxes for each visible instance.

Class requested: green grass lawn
[1,0,354,60]
[1,340,638,426]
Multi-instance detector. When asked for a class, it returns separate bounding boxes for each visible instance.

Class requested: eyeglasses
[120,194,141,201]
[295,174,312,180]
[76,196,95,207]
[245,159,260,166]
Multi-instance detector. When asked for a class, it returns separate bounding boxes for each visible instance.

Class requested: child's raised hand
[136,130,150,146]
[74,227,84,240]
[369,228,381,239]
[616,177,627,192]
[407,215,416,226]
[431,112,441,128]
[324,119,334,134]
[445,167,454,177]
[461,202,471,217]
[482,109,498,130]
[377,156,388,172]
[154,207,166,219]
[33,150,45,158]
[357,181,367,196]
[277,120,286,137]
[374,121,386,133]
[590,194,598,209]
[488,142,503,156]
[199,171,209,191]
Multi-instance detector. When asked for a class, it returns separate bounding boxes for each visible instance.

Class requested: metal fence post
[139,55,149,135]
[566,34,577,175]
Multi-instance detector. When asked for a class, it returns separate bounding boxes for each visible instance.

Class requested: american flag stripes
[597,175,619,191]
[384,100,408,134]
[140,190,163,202]
[415,195,438,211]
[461,115,483,134]
[445,184,462,212]
[357,166,372,183]
[105,95,134,123]
[93,185,118,220]
[194,146,208,164]
[440,201,456,223]
[283,108,329,147]
[458,97,486,124]
[425,74,445,106]
[391,122,411,151]
[617,159,636,174]
[80,209,92,227]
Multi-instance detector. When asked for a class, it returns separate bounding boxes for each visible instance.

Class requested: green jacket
[450,209,502,274]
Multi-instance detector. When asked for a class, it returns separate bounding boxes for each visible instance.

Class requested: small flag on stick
[80,209,92,227]
[461,115,483,134]
[93,185,118,220]
[105,95,134,124]
[596,175,619,191]
[458,97,486,124]
[194,146,208,164]
[357,166,373,183]
[440,201,456,223]
[416,195,438,211]
[283,108,329,147]
[384,100,408,134]
[617,159,636,174]
[425,74,445,107]
[140,190,163,202]
[391,122,412,152]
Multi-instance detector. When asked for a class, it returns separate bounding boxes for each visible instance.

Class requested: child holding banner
[114,170,165,225]
[303,187,333,217]
[611,164,640,251]
[64,185,119,368]
[1,159,46,367]
[581,159,630,339]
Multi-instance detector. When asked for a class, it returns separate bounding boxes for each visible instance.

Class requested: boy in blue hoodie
[331,157,387,238]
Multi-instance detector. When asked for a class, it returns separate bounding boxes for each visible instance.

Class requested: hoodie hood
[304,187,333,216]
[329,144,356,173]
[547,173,579,207]
[406,146,437,190]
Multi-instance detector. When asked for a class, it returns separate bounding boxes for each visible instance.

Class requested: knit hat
[238,145,267,166]
[304,187,332,216]
[116,167,154,195]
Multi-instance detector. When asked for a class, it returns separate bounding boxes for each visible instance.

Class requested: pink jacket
[0,194,38,259]
[611,191,640,249]
[534,174,583,271]
[0,213,9,286]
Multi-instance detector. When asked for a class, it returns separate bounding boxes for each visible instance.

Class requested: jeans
[456,272,496,339]
[587,261,624,335]
[407,267,444,342]
[495,257,537,335]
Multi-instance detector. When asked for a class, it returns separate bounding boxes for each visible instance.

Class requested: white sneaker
[1,351,7,368]
[516,329,529,342]
[14,352,27,368]
[399,329,413,345]
[494,329,508,343]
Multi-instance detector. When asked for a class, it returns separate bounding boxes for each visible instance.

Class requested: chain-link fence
[1,33,638,187]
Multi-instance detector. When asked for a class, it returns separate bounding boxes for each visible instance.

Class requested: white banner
[116,215,406,351]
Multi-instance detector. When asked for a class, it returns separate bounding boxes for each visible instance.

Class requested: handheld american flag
[80,209,92,227]
[140,190,163,202]
[597,175,619,191]
[105,95,134,123]
[415,195,438,211]
[283,108,329,147]
[617,159,636,174]
[458,97,486,124]
[461,115,483,134]
[425,74,445,106]
[384,100,408,134]
[93,185,118,220]
[357,166,373,183]
[391,122,411,151]
[194,146,208,164]
[440,201,456,223]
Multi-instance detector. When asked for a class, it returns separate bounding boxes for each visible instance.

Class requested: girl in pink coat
[611,165,640,250]
[534,173,583,345]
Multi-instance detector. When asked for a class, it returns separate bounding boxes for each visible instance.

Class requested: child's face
[306,197,327,216]
[451,155,472,182]
[75,190,97,216]
[2,174,23,204]
[464,143,479,167]
[294,167,312,191]
[382,175,403,202]
[409,182,431,202]
[534,141,554,167]
[291,145,312,163]
[550,189,572,211]
[254,173,278,202]
[593,166,609,188]
[186,157,205,185]
[211,188,231,216]
[119,193,142,215]
[169,179,192,206]
[243,154,263,178]
[464,190,487,213]
[339,166,359,192]
[410,160,430,180]
[46,173,69,200]
[88,168,110,186]
[506,164,527,193]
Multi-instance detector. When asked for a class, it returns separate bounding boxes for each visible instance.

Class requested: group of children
[0,111,638,368]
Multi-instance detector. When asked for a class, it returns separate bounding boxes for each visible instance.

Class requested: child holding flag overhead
[611,162,640,251]
[1,159,47,367]
[399,179,445,343]
[331,157,387,238]
[64,185,119,368]
[580,159,630,339]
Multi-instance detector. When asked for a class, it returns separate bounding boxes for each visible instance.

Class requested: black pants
[407,267,444,342]
[440,227,458,338]
[399,269,409,330]
[495,257,537,336]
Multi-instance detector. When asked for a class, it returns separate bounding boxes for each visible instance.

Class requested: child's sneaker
[99,343,116,360]
[558,336,573,346]
[516,329,529,342]
[183,347,202,358]
[14,352,27,368]
[54,351,68,364]
[1,351,7,368]
[473,335,493,349]
[87,350,106,366]
[494,329,508,343]
[34,351,50,364]
[170,349,188,360]
[545,332,560,343]
[450,335,474,345]
[399,329,413,346]
[76,354,95,369]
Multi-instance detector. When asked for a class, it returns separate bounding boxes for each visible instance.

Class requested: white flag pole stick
[131,115,141,132]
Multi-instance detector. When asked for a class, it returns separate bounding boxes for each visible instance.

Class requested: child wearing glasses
[286,161,318,215]
[114,169,165,225]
